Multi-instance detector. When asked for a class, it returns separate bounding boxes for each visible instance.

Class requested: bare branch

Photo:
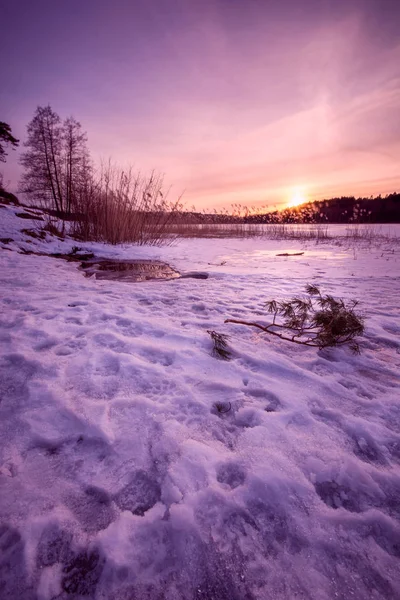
[224,285,365,352]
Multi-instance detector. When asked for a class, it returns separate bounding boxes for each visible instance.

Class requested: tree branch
[224,318,321,347]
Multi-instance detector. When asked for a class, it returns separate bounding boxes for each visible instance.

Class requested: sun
[287,188,307,209]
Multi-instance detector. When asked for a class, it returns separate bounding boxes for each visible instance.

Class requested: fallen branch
[224,284,364,353]
[224,318,320,347]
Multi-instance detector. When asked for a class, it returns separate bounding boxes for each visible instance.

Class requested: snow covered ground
[1,204,400,600]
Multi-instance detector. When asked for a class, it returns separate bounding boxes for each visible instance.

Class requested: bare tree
[19,106,64,212]
[19,107,92,214]
[62,116,91,214]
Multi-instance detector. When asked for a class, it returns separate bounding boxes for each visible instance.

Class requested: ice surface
[0,205,399,599]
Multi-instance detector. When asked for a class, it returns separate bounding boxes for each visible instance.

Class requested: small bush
[207,330,232,360]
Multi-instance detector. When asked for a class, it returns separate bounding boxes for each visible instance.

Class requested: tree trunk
[46,113,63,213]
[39,121,60,213]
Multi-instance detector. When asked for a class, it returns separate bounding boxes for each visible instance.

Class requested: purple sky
[1,0,400,210]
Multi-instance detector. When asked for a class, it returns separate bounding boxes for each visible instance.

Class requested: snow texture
[0,204,400,599]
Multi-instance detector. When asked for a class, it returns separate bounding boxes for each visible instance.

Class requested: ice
[0,205,399,598]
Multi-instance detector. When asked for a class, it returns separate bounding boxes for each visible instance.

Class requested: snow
[0,204,400,599]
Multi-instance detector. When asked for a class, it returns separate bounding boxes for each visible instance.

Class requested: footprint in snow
[139,348,175,367]
[245,387,282,412]
[0,525,33,599]
[36,524,73,567]
[61,547,104,597]
[93,332,128,353]
[114,470,161,516]
[216,462,246,489]
[65,485,115,533]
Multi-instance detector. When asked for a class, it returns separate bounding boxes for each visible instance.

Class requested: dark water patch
[15,246,208,282]
[81,259,180,282]
[80,259,209,282]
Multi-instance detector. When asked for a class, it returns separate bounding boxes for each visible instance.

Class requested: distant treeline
[169,193,400,225]
[246,194,400,224]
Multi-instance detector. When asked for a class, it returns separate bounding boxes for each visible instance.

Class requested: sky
[1,0,400,211]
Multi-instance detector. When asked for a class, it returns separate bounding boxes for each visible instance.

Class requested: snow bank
[0,205,399,599]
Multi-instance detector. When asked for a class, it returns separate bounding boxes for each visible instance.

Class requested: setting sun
[287,189,308,208]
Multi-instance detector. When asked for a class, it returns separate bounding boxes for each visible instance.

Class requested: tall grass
[162,221,331,240]
[71,163,182,245]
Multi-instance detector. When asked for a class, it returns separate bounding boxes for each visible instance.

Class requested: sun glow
[287,188,307,208]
